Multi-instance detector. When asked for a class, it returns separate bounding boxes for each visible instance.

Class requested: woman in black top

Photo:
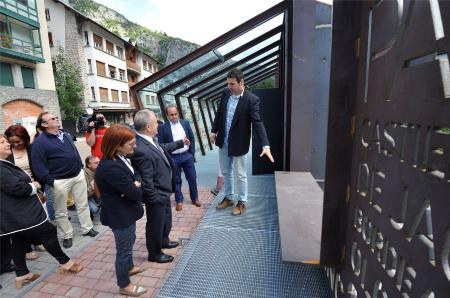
[0,135,83,289]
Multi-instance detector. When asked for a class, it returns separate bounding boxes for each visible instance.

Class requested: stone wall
[64,9,90,109]
[0,87,60,132]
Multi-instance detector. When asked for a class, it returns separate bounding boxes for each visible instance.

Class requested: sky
[92,0,286,45]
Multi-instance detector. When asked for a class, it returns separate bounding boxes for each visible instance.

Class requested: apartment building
[125,43,160,117]
[44,0,159,125]
[0,0,60,133]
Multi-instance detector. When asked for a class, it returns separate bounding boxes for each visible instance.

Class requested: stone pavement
[0,188,214,297]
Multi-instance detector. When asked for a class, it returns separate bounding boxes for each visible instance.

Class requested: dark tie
[153,137,170,165]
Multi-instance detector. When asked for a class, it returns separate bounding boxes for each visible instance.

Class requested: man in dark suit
[158,105,200,212]
[131,109,190,263]
[210,68,274,215]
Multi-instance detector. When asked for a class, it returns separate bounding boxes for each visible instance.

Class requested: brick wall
[0,87,60,132]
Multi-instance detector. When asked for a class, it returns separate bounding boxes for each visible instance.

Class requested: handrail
[0,32,43,57]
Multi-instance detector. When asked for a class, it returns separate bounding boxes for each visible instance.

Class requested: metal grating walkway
[158,169,332,298]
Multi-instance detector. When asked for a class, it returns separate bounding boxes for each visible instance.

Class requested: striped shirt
[224,94,241,145]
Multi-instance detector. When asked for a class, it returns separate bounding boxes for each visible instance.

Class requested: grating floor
[158,173,332,298]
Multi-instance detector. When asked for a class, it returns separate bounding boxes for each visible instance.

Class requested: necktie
[153,137,170,165]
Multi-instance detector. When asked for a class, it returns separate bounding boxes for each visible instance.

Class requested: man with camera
[86,113,108,159]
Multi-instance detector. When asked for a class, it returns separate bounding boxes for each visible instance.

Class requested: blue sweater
[31,130,83,186]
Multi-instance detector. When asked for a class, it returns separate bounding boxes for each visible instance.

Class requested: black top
[0,160,47,236]
[96,157,143,229]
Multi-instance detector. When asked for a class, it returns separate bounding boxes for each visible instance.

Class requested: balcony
[0,0,39,28]
[0,32,44,62]
[126,59,141,74]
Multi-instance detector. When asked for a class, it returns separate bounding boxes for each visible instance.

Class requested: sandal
[59,262,83,274]
[25,251,39,260]
[119,284,147,296]
[35,245,46,252]
[128,266,147,276]
[15,273,41,289]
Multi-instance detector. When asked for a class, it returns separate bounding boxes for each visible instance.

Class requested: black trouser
[11,221,70,277]
[0,235,12,274]
[145,198,172,258]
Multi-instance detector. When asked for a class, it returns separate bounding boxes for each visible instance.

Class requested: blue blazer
[157,119,195,155]
[95,157,143,229]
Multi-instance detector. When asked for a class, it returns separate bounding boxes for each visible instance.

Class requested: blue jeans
[45,185,55,220]
[88,197,100,215]
[219,144,248,202]
[171,151,198,203]
[112,223,136,288]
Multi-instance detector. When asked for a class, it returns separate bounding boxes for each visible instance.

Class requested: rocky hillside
[68,0,199,66]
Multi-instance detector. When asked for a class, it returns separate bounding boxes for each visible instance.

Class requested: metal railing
[0,0,38,24]
[0,32,43,58]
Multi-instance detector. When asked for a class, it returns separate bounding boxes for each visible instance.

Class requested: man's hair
[36,112,50,131]
[165,104,178,114]
[134,109,155,132]
[227,68,244,83]
[85,155,97,168]
[101,125,136,159]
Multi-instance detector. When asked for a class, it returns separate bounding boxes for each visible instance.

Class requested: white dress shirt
[170,121,189,154]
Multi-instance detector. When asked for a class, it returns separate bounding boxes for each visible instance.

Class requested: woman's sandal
[25,251,39,260]
[128,266,148,276]
[119,284,147,297]
[15,273,41,289]
[59,262,84,274]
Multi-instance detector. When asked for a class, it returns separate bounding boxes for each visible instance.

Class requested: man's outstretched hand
[260,147,274,162]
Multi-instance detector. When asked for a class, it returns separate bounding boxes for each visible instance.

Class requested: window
[93,34,102,49]
[111,89,119,102]
[151,95,157,105]
[143,60,148,71]
[0,62,14,86]
[109,65,116,79]
[145,95,150,105]
[99,87,108,102]
[96,60,105,76]
[91,87,96,101]
[21,67,35,89]
[121,91,128,102]
[106,40,114,55]
[45,8,50,21]
[116,46,123,59]
[119,69,125,81]
[48,32,53,47]
[87,59,93,74]
[84,31,89,46]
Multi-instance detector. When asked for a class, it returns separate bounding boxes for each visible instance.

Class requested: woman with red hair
[95,124,147,296]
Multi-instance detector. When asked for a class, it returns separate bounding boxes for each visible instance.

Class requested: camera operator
[85,113,108,159]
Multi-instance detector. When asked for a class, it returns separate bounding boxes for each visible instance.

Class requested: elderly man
[131,110,190,263]
[157,105,200,211]
[31,112,98,248]
[210,68,274,215]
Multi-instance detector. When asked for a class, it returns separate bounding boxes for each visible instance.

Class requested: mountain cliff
[68,0,199,66]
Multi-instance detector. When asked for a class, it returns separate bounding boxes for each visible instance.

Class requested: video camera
[88,114,106,130]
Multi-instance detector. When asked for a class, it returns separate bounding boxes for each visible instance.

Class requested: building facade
[0,0,60,133]
[44,0,158,125]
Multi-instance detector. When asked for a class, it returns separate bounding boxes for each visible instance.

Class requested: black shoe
[148,254,174,263]
[62,238,72,248]
[162,241,179,249]
[83,229,99,237]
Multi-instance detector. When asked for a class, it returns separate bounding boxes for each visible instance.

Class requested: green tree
[53,46,83,120]
[249,77,275,90]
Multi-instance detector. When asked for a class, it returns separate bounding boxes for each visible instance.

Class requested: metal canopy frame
[130,1,290,155]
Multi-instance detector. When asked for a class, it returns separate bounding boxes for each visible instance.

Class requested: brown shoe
[192,200,201,207]
[216,197,233,209]
[232,201,246,215]
[175,203,183,211]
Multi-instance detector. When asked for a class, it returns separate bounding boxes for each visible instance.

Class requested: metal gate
[323,1,450,296]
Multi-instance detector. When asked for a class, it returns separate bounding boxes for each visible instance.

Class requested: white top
[170,121,188,154]
[117,155,134,174]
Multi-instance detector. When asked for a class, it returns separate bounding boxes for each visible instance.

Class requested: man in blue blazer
[210,68,274,216]
[157,105,200,211]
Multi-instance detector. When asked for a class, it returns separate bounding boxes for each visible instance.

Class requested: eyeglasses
[43,116,58,123]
